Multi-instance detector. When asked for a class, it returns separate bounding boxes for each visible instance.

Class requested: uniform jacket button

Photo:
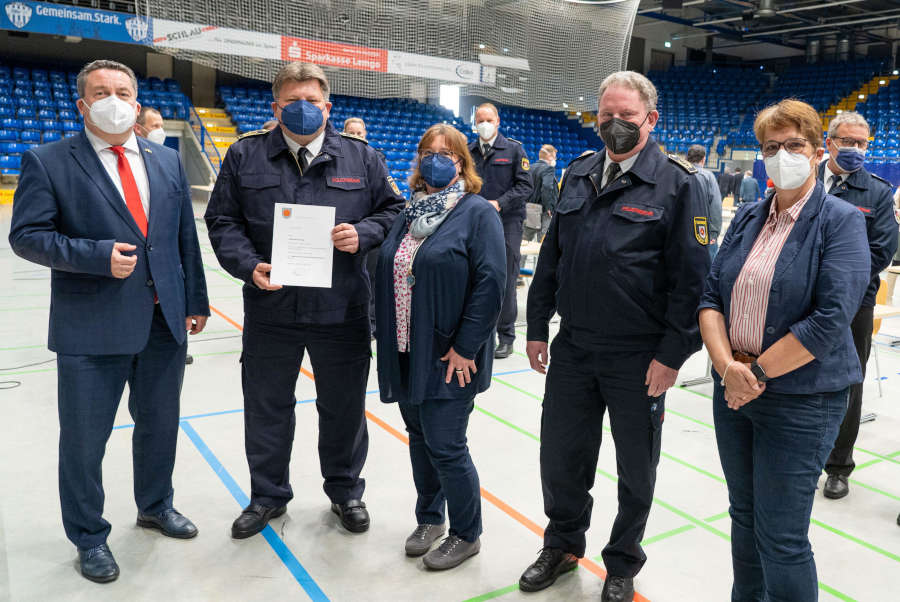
[147,279,154,287]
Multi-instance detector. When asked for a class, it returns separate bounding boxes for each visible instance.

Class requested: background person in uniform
[8,59,209,583]
[375,124,505,571]
[470,102,533,359]
[731,165,745,200]
[819,111,899,500]
[519,71,710,602]
[698,99,870,602]
[134,106,166,145]
[718,166,734,198]
[343,116,387,338]
[262,119,278,131]
[738,170,760,205]
[687,144,722,258]
[205,63,403,540]
[523,144,558,243]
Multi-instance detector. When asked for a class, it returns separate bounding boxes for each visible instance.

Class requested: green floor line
[189,349,241,358]
[485,374,896,597]
[474,405,539,442]
[818,580,857,602]
[0,367,56,376]
[460,583,520,602]
[847,478,900,502]
[491,376,542,402]
[660,451,727,484]
[704,511,730,522]
[0,306,47,312]
[663,407,716,430]
[0,344,45,351]
[639,524,696,546]
[674,385,713,400]
[810,518,900,562]
[852,445,900,467]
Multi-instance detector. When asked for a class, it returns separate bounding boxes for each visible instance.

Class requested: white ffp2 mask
[146,128,167,145]
[764,148,812,191]
[85,95,137,135]
[476,121,496,140]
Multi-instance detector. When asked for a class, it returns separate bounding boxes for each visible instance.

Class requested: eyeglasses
[761,138,810,157]
[829,136,869,150]
[421,150,457,159]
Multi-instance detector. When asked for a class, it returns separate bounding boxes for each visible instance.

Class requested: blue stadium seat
[41,131,62,142]
[20,130,40,142]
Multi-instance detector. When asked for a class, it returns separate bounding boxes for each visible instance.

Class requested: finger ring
[455,369,464,372]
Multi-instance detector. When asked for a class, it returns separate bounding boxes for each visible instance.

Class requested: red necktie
[109,145,147,236]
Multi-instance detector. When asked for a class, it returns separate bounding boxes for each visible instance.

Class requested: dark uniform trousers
[58,305,186,550]
[242,315,370,507]
[825,304,874,476]
[500,220,523,344]
[540,328,663,577]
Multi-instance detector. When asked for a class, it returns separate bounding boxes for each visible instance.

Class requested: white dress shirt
[480,132,498,155]
[85,128,150,218]
[601,149,640,189]
[282,128,325,167]
[823,162,847,193]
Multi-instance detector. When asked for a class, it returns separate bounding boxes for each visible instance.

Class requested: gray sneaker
[405,524,446,557]
[422,535,480,570]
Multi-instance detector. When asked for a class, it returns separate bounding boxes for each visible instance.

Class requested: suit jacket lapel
[69,131,146,240]
[138,137,165,241]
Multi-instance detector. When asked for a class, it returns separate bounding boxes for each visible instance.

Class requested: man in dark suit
[8,60,209,584]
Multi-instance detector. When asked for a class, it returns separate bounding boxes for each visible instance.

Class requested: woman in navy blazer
[698,99,870,602]
[375,124,505,570]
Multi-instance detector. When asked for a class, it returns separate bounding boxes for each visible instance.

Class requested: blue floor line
[178,419,329,602]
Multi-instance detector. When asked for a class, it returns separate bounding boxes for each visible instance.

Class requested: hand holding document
[270,203,335,288]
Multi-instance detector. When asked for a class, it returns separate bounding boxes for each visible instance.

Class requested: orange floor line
[209,302,650,601]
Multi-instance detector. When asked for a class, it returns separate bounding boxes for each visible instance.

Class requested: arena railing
[188,106,223,176]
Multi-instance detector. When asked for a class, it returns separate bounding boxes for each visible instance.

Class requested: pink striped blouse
[729,186,815,355]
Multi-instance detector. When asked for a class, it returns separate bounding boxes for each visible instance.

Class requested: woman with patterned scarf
[374,123,506,571]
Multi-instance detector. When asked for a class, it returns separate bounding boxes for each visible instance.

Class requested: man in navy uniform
[205,63,403,539]
[9,59,209,583]
[469,102,533,359]
[518,71,710,602]
[820,111,898,500]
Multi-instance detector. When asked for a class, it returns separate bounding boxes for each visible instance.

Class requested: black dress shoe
[78,543,119,583]
[185,354,194,365]
[494,343,513,359]
[137,508,198,539]
[519,547,579,592]
[331,499,370,533]
[601,575,634,602]
[231,503,287,539]
[824,475,849,499]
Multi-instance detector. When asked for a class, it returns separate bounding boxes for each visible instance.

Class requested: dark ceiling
[636,0,900,50]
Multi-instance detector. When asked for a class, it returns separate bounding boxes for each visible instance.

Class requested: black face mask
[598,114,649,155]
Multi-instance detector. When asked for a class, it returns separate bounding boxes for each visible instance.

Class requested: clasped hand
[723,362,765,410]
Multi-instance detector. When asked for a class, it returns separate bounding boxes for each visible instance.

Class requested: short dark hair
[686,145,706,164]
[136,106,161,126]
[77,59,138,99]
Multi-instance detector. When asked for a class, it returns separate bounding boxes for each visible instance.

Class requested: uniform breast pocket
[239,174,282,221]
[607,202,665,254]
[326,175,369,222]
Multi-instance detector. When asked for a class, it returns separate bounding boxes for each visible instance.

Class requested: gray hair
[598,71,658,113]
[828,111,870,139]
[77,59,138,99]
[272,62,330,101]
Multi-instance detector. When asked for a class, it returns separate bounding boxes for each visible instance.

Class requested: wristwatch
[750,361,770,383]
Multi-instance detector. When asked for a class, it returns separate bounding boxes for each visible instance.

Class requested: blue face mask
[834,146,865,173]
[420,153,458,188]
[279,99,324,136]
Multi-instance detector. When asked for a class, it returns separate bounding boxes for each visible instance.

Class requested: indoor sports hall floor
[1,203,899,602]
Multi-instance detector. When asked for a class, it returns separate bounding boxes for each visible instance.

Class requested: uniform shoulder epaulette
[507,137,523,145]
[237,129,268,140]
[668,153,697,174]
[870,172,891,187]
[567,150,596,165]
[340,132,369,145]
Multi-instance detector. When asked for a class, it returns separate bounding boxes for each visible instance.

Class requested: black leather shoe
[824,475,849,499]
[601,575,634,602]
[494,343,513,359]
[137,508,198,539]
[185,354,194,365]
[331,499,370,533]
[78,544,119,583]
[896,512,900,527]
[231,503,287,539]
[519,547,579,592]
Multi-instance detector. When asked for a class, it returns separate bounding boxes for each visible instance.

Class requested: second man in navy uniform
[518,71,710,602]
[205,63,404,539]
[470,102,533,359]
[819,111,899,500]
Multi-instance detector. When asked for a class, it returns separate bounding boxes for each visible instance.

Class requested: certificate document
[270,203,335,288]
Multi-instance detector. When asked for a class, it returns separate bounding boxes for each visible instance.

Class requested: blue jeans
[398,398,482,541]
[713,383,848,602]
[709,242,719,260]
